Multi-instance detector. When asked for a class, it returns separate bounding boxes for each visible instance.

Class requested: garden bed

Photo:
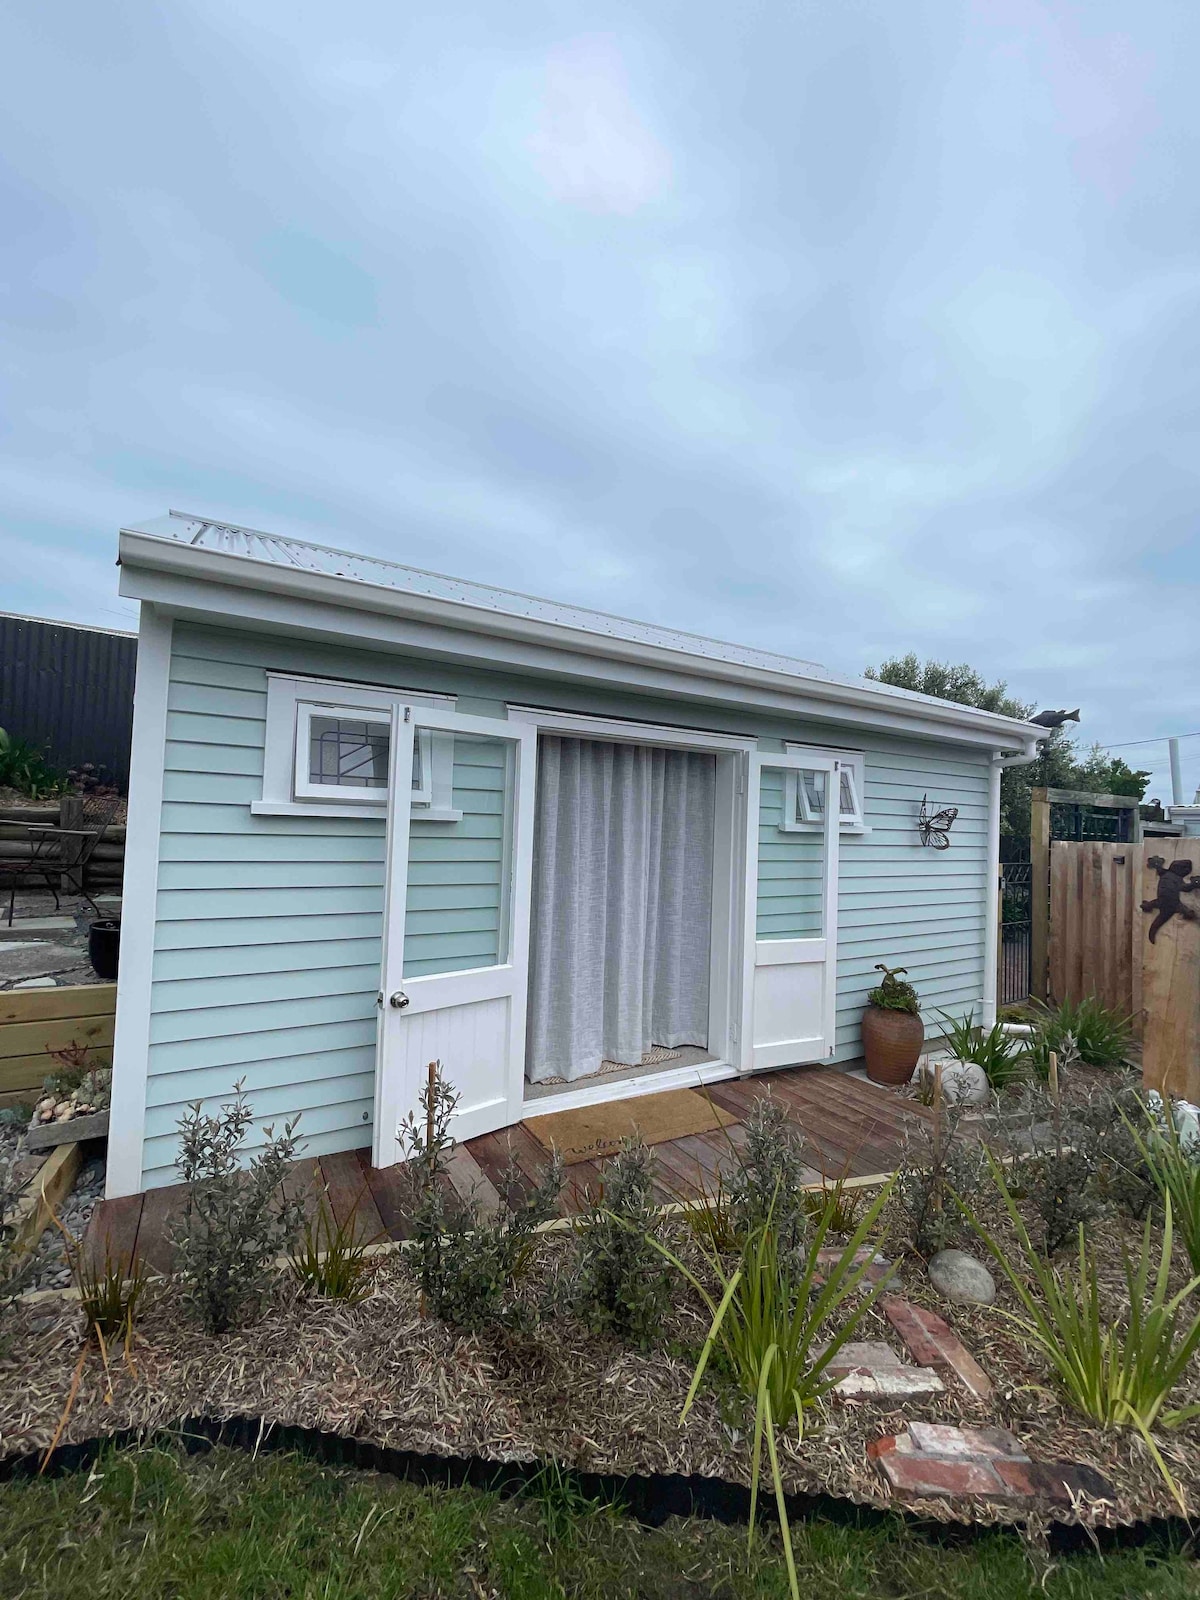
[3,1194,1197,1532]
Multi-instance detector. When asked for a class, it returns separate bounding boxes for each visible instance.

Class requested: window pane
[308,717,389,788]
[403,733,512,977]
[839,768,856,818]
[411,732,424,794]
[761,766,825,938]
[799,769,825,820]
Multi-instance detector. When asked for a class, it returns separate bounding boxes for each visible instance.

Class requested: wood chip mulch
[2,1208,1198,1532]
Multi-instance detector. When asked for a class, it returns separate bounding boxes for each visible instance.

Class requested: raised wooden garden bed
[8,1142,83,1257]
[25,1110,110,1153]
[0,984,115,1108]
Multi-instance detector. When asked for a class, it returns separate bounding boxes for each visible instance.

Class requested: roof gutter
[117,528,1044,750]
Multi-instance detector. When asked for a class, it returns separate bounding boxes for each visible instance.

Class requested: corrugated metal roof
[124,510,977,719]
[0,609,138,639]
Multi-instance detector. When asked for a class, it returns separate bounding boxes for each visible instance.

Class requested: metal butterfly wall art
[918,794,958,850]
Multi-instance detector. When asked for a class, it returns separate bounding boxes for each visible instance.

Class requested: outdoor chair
[0,818,68,925]
[1,792,123,925]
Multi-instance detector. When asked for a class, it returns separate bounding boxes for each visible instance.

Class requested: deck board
[280,1156,324,1232]
[772,1088,898,1175]
[358,1149,412,1241]
[319,1149,386,1244]
[85,1065,934,1267]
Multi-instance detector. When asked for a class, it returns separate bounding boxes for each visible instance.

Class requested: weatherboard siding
[137,622,992,1188]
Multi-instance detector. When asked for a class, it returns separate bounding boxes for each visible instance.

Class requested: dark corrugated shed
[0,613,137,789]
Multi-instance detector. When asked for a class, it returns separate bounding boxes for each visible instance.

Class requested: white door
[740,752,840,1072]
[373,705,537,1167]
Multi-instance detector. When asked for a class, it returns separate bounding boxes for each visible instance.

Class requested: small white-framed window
[253,672,462,822]
[779,745,867,834]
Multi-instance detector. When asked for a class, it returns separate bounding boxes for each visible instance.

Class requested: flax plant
[651,1177,895,1600]
[966,1151,1200,1511]
[1122,1098,1200,1276]
[41,1208,150,1473]
[288,1191,380,1303]
[935,1009,1026,1090]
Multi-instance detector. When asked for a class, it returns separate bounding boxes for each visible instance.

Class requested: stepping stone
[870,1424,1115,1506]
[0,917,76,938]
[814,1247,896,1286]
[0,942,80,980]
[825,1340,944,1398]
[13,976,57,989]
[904,1422,1027,1460]
[881,1296,993,1400]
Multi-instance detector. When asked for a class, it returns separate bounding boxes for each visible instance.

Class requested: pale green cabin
[107,513,1042,1197]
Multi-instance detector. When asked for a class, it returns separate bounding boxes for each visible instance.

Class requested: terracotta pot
[862,1005,923,1086]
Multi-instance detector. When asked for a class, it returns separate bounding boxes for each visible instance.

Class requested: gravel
[23,1156,105,1291]
[2,1115,106,1292]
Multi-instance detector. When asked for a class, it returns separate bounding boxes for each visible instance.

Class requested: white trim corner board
[106,605,173,1199]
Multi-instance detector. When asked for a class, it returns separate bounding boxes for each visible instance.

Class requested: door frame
[739,749,841,1073]
[505,705,754,1112]
[373,703,538,1165]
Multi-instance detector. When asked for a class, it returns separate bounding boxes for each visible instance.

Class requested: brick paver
[881,1296,993,1399]
[870,1423,1114,1507]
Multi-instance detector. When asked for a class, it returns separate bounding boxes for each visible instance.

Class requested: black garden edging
[0,1416,1192,1560]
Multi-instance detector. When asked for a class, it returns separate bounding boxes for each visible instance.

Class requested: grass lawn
[0,1441,1196,1599]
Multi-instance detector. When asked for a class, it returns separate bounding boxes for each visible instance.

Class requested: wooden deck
[84,1066,932,1272]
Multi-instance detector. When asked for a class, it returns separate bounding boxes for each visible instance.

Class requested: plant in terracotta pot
[862,964,923,1086]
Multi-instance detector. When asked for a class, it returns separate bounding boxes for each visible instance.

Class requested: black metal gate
[1049,799,1136,843]
[998,838,1032,1006]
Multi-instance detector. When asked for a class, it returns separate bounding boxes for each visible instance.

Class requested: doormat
[525,1087,737,1164]
[537,1044,681,1088]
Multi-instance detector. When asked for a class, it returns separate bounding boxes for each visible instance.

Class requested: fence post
[1131,843,1145,1043]
[1140,845,1200,1099]
[1030,787,1050,1002]
[58,794,84,896]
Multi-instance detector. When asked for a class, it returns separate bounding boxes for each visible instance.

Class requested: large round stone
[938,1059,990,1106]
[929,1249,996,1305]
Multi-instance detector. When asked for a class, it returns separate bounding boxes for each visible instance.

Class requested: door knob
[389,991,411,1010]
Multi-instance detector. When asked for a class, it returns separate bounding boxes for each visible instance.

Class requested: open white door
[740,751,840,1072]
[373,706,537,1167]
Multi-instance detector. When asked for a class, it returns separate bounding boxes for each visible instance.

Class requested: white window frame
[779,744,867,834]
[253,672,462,822]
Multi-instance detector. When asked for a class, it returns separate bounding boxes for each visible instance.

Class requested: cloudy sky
[1,1,1197,799]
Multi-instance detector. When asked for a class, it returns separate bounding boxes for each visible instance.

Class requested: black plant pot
[88,918,121,981]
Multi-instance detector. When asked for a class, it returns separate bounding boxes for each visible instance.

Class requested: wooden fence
[1048,840,1144,1031]
[1139,850,1200,1100]
[0,983,116,1106]
[1049,841,1200,1095]
[1030,786,1142,1002]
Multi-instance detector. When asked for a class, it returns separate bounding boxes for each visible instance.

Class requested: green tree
[863,652,1033,721]
[863,654,1150,840]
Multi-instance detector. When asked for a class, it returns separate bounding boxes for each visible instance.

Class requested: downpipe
[982,736,1044,1027]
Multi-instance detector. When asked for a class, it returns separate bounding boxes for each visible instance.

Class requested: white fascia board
[118,530,1042,752]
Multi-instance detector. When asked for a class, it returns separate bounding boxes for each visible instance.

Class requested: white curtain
[526,736,716,1084]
